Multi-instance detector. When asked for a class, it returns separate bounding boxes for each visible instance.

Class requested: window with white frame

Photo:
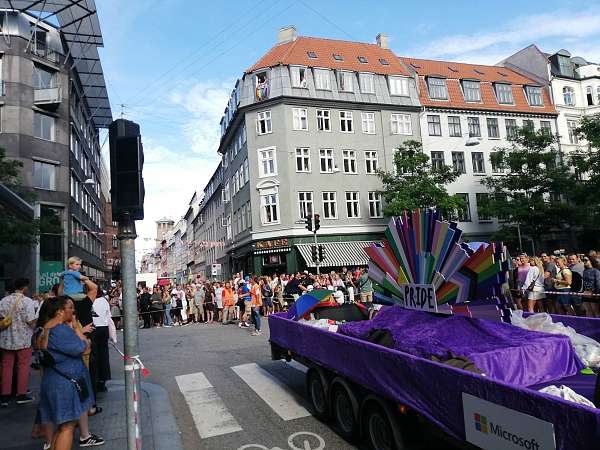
[368,192,383,218]
[295,147,311,172]
[467,117,481,137]
[238,165,245,187]
[462,80,481,102]
[586,86,594,106]
[314,68,331,90]
[365,151,378,174]
[246,201,252,228]
[427,115,442,136]
[316,109,331,131]
[292,108,308,130]
[232,170,238,193]
[567,120,579,144]
[563,86,575,106]
[33,112,54,141]
[390,113,412,135]
[342,150,357,174]
[319,148,335,173]
[241,204,247,230]
[447,116,461,137]
[345,191,360,218]
[495,83,514,104]
[338,71,353,92]
[472,152,485,174]
[525,86,543,106]
[260,192,279,224]
[222,181,230,202]
[322,192,337,219]
[258,147,277,177]
[256,111,272,134]
[243,158,249,182]
[359,73,375,93]
[340,111,353,133]
[70,174,77,198]
[389,76,409,96]
[361,112,376,134]
[298,192,313,219]
[32,159,56,190]
[290,66,307,88]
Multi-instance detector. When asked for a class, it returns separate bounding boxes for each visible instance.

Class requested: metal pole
[118,214,142,450]
[313,214,320,275]
[517,222,523,254]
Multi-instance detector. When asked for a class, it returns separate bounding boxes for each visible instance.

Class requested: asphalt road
[109,318,459,450]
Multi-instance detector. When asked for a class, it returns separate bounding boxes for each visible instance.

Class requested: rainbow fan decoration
[365,209,511,322]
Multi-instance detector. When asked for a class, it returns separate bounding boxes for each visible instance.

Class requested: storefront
[253,238,291,276]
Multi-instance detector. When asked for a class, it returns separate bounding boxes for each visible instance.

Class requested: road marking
[175,372,243,438]
[232,363,311,421]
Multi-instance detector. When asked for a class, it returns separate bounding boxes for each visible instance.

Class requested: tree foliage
[379,140,463,216]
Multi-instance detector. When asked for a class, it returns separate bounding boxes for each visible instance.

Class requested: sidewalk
[0,375,182,450]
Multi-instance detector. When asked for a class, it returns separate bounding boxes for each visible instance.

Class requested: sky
[94,0,600,260]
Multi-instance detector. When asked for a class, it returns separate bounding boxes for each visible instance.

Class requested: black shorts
[204,303,214,312]
[263,296,273,307]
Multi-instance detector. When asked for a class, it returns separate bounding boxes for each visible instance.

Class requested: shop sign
[39,260,63,293]
[255,238,289,250]
[400,283,437,312]
[211,263,222,276]
[462,393,555,450]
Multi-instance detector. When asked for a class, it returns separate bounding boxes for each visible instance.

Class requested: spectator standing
[541,253,557,313]
[162,288,173,327]
[358,268,373,303]
[91,290,114,393]
[139,287,152,329]
[193,284,205,323]
[214,282,224,322]
[150,287,163,327]
[222,282,235,324]
[250,277,263,336]
[523,257,545,313]
[239,277,252,328]
[582,257,600,318]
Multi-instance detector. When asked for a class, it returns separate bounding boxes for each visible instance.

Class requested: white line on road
[175,372,243,439]
[232,363,311,421]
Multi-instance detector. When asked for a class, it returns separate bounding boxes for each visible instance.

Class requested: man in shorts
[358,268,373,303]
[238,277,252,328]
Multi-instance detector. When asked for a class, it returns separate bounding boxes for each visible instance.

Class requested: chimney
[278,25,297,44]
[376,33,388,49]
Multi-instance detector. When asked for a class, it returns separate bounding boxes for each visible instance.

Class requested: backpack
[571,270,584,293]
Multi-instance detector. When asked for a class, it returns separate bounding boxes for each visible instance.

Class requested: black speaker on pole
[109,119,145,221]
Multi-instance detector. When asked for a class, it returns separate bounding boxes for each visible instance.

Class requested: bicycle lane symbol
[238,431,326,450]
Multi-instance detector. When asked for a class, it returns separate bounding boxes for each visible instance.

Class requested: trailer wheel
[331,382,359,440]
[364,405,398,450]
[307,369,328,420]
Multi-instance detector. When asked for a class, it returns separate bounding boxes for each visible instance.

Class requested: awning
[296,241,380,268]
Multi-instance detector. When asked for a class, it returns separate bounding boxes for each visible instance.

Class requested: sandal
[88,405,103,416]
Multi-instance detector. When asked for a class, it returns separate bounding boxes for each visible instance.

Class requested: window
[491,152,504,173]
[495,83,514,104]
[322,192,337,219]
[365,151,378,174]
[307,51,317,59]
[258,147,277,177]
[359,73,375,93]
[345,192,360,218]
[33,112,54,141]
[462,80,481,102]
[525,86,543,106]
[33,65,55,89]
[339,111,354,133]
[523,119,534,130]
[298,192,313,219]
[290,66,307,88]
[292,108,308,130]
[261,193,279,224]
[486,118,499,138]
[338,71,353,92]
[467,117,481,137]
[314,68,331,90]
[471,152,485,174]
[295,148,311,172]
[342,150,357,174]
[232,170,238,193]
[379,58,389,66]
[222,181,230,202]
[476,193,491,221]
[390,113,412,135]
[368,192,383,218]
[540,121,552,136]
[452,151,466,174]
[32,160,56,190]
[562,86,575,106]
[333,53,343,61]
[586,86,594,106]
[256,111,272,134]
[319,149,335,173]
[361,112,376,134]
[427,77,448,99]
[316,109,331,131]
[455,193,471,222]
[567,120,579,144]
[558,55,574,77]
[243,158,249,182]
[241,204,247,231]
[597,86,600,105]
[448,116,462,137]
[255,71,269,101]
[505,118,517,139]
[70,174,76,198]
[389,76,409,96]
[246,201,252,228]
[112,236,118,249]
[357,56,368,64]
[431,152,445,171]
[427,115,441,136]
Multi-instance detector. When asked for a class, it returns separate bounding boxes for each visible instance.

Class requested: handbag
[0,294,23,331]
[51,366,90,403]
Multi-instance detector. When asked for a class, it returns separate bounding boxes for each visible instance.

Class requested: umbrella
[287,289,335,321]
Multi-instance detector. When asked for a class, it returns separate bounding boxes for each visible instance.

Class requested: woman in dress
[523,257,546,313]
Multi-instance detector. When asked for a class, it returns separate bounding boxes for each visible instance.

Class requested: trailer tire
[330,379,359,441]
[361,397,406,450]
[307,369,329,420]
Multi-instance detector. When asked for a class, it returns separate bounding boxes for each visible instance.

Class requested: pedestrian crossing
[176,361,309,439]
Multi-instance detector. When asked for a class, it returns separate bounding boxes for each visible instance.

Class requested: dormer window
[359,73,375,93]
[389,76,409,96]
[338,71,353,92]
[307,51,317,59]
[379,58,389,65]
[357,56,368,64]
[333,53,343,61]
[290,66,307,88]
[427,77,448,100]
[255,71,269,101]
[558,55,574,77]
[525,86,543,106]
[494,83,514,104]
[462,80,481,102]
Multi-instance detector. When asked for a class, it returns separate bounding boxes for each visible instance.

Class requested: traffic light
[314,213,320,231]
[305,214,313,232]
[311,245,318,263]
[318,244,325,262]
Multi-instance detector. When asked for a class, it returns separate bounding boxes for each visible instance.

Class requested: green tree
[0,148,40,245]
[379,140,464,216]
[480,127,574,251]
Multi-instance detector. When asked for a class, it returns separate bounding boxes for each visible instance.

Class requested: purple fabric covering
[530,373,597,403]
[338,306,584,386]
[269,313,600,450]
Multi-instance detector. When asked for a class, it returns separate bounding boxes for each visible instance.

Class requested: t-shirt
[92,296,111,327]
[194,289,205,306]
[62,270,83,295]
[241,283,251,302]
[250,284,262,307]
[0,293,36,350]
[215,287,224,308]
[358,273,373,293]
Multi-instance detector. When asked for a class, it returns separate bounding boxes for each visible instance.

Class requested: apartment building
[0,5,111,290]
[215,27,421,276]
[400,57,558,239]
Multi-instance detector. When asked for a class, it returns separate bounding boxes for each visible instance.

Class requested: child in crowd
[61,256,89,301]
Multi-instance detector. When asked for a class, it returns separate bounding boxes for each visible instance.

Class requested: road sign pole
[313,214,320,275]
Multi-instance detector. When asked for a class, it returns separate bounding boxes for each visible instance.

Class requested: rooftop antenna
[120,104,128,119]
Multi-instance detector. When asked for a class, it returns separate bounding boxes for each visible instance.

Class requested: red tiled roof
[400,57,557,115]
[246,36,410,76]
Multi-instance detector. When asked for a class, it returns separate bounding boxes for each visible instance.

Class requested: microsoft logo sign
[474,413,488,434]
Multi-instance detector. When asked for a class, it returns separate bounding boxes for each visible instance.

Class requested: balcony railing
[31,45,62,65]
[34,86,62,105]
